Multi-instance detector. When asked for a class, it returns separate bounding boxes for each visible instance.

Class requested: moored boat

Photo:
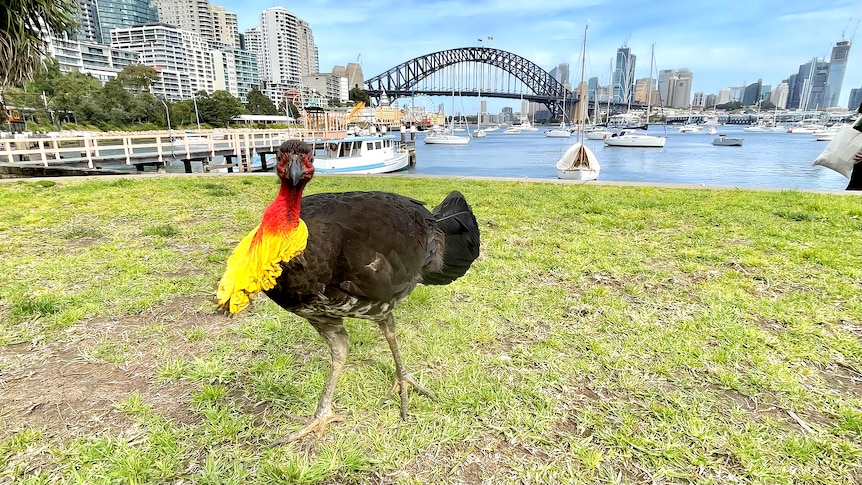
[678,124,702,133]
[585,126,613,139]
[425,129,471,144]
[308,135,410,173]
[556,142,599,180]
[557,25,600,181]
[604,44,666,149]
[544,123,573,138]
[712,134,743,146]
[604,129,666,147]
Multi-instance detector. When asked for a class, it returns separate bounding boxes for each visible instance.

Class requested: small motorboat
[712,134,743,146]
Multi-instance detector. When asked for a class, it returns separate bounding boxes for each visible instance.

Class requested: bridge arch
[364,47,573,120]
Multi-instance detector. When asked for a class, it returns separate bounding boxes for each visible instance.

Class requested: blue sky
[220,0,860,112]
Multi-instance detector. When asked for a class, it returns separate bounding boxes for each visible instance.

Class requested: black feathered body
[264,190,478,322]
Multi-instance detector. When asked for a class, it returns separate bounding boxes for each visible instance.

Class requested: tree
[101,78,133,125]
[51,72,103,124]
[116,65,160,92]
[716,101,742,111]
[1,0,78,124]
[246,87,278,115]
[196,90,245,127]
[349,87,370,106]
[27,58,62,97]
[171,99,197,128]
[760,100,776,111]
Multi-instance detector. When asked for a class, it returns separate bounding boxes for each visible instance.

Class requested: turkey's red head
[277,140,315,187]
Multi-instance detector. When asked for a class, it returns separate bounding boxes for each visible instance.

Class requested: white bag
[813,125,862,178]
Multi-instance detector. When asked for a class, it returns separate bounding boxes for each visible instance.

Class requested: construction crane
[842,17,858,43]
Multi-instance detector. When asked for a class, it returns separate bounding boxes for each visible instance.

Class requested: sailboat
[425,90,470,145]
[545,86,573,138]
[473,82,486,138]
[604,43,667,148]
[556,25,600,181]
[585,59,614,140]
[678,106,702,133]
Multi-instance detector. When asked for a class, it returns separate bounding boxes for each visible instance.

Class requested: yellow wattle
[216,219,308,314]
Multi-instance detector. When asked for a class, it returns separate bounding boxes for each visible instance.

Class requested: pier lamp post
[156,94,175,157]
[156,94,172,133]
[192,93,201,131]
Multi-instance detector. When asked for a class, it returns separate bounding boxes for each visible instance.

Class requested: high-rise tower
[152,0,239,47]
[75,0,102,42]
[824,39,851,107]
[613,46,636,105]
[95,0,159,44]
[258,7,319,105]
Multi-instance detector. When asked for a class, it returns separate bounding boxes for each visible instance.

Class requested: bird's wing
[269,192,435,308]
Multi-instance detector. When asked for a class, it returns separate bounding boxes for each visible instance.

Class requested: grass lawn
[1,174,861,484]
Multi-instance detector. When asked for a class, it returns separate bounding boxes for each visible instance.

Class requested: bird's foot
[390,373,436,420]
[268,412,347,447]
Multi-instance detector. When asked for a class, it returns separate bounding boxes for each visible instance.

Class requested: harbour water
[148,125,849,191]
[407,125,849,191]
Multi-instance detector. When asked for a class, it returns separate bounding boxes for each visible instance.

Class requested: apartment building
[258,7,320,106]
[47,36,141,83]
[111,23,214,101]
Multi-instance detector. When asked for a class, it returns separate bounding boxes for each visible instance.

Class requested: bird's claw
[388,373,436,420]
[268,412,347,447]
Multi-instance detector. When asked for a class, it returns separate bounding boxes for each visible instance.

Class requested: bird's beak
[288,154,305,187]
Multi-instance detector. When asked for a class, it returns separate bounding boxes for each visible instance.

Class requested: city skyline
[217,0,860,113]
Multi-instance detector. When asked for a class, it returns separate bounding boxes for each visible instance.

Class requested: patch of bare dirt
[0,295,228,442]
[820,362,862,398]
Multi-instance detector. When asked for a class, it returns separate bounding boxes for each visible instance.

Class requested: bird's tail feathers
[422,191,480,285]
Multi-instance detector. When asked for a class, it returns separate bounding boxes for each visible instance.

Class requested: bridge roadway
[370,88,637,116]
[0,129,348,174]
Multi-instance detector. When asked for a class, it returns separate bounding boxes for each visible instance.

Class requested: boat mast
[647,43,655,126]
[577,25,588,141]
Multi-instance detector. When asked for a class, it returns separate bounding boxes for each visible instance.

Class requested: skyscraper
[824,40,851,107]
[671,68,693,108]
[153,0,239,47]
[789,59,829,110]
[75,0,102,42]
[613,46,635,105]
[805,61,830,110]
[741,79,763,106]
[848,87,862,111]
[258,7,319,105]
[549,63,570,89]
[95,0,159,44]
[153,0,213,41]
[210,4,239,47]
[769,82,789,109]
[655,68,692,108]
[332,63,364,91]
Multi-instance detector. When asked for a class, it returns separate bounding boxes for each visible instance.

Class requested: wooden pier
[0,129,355,175]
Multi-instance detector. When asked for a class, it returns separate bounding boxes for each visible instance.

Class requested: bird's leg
[377,313,436,420]
[269,317,349,446]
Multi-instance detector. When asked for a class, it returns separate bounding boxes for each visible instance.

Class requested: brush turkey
[216,140,480,444]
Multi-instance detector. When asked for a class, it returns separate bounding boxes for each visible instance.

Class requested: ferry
[307,134,409,174]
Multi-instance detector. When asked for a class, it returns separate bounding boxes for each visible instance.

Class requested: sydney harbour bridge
[363,47,633,120]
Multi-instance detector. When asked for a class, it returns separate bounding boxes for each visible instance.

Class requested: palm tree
[1,0,78,125]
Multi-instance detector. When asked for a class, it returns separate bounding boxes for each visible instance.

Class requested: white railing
[0,128,348,169]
